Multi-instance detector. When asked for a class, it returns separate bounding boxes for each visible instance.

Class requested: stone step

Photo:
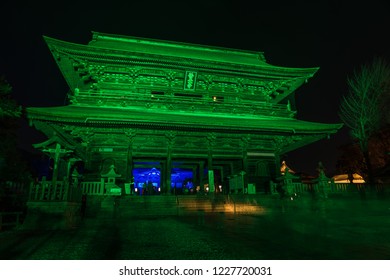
[91,194,266,218]
[177,197,227,213]
[96,196,177,217]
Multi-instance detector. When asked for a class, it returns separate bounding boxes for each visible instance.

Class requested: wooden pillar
[125,129,136,182]
[208,149,215,192]
[274,153,281,178]
[165,131,176,195]
[242,149,248,190]
[207,148,213,171]
[42,143,74,200]
[66,158,78,183]
[241,136,249,191]
[125,130,137,195]
[242,151,248,173]
[125,144,134,196]
[166,147,172,194]
[207,133,216,193]
[126,143,133,182]
[51,143,61,200]
[192,166,197,186]
[199,161,204,190]
[63,157,78,201]
[66,159,72,180]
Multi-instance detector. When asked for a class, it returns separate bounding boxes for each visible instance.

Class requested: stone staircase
[91,194,268,219]
[92,195,176,218]
[176,195,227,215]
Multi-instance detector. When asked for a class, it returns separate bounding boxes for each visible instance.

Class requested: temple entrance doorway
[133,165,161,195]
[171,167,194,195]
[132,162,195,195]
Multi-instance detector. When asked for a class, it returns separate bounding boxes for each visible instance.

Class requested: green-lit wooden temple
[26,31,342,196]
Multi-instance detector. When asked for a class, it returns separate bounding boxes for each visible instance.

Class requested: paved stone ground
[1,202,390,260]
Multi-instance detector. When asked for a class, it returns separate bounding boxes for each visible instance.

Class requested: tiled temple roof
[27,105,342,134]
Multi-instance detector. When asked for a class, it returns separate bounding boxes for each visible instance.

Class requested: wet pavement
[1,201,390,260]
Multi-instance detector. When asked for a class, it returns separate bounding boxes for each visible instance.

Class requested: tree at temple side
[338,57,390,186]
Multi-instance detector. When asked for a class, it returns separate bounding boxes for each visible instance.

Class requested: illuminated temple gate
[26,31,342,195]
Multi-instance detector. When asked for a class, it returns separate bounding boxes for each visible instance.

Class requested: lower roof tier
[27,105,342,156]
[27,105,342,135]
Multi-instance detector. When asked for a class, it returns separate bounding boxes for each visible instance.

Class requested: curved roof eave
[43,35,319,77]
[26,105,343,135]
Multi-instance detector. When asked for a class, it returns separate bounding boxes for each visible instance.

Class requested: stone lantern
[282,168,295,197]
[316,161,330,198]
[101,165,122,196]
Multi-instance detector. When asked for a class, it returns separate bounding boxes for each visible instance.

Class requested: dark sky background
[1,0,390,176]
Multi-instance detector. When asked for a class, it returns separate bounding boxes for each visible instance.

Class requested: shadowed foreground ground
[1,199,390,260]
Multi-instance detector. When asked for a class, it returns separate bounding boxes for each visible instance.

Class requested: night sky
[1,0,390,176]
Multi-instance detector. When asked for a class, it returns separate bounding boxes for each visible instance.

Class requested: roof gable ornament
[101,165,121,178]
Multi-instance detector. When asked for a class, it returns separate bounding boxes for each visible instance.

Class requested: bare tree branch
[338,57,390,184]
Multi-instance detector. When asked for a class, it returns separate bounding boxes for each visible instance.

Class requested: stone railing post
[41,176,47,200]
[100,178,105,195]
[282,169,295,197]
[316,162,330,198]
